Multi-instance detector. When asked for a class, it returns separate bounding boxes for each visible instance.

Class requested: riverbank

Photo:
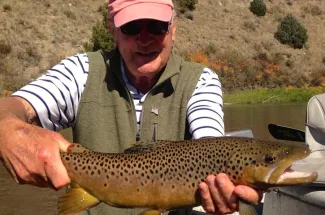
[1,86,324,105]
[223,86,325,104]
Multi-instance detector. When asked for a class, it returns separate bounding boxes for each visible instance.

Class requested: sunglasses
[120,20,171,36]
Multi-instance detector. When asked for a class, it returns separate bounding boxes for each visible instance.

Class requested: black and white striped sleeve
[187,68,224,139]
[12,53,89,131]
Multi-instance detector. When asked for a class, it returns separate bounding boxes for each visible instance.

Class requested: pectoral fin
[58,184,100,215]
[239,200,258,215]
[138,209,162,215]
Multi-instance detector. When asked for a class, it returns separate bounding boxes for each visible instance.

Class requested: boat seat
[291,93,325,185]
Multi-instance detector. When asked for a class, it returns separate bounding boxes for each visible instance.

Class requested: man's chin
[135,61,162,74]
[136,66,160,75]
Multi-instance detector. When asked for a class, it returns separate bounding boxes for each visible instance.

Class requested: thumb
[234,186,262,205]
[57,136,73,152]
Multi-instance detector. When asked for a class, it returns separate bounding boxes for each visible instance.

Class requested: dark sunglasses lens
[120,20,169,36]
[147,21,169,35]
[120,21,141,35]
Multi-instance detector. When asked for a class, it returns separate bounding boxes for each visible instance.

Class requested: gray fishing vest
[72,49,204,215]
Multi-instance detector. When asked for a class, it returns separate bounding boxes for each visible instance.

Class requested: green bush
[249,0,266,17]
[89,22,115,51]
[176,0,198,13]
[84,4,115,52]
[274,14,308,49]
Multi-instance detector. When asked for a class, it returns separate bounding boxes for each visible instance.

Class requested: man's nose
[136,25,154,46]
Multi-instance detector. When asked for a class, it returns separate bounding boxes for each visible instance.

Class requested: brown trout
[59,136,317,215]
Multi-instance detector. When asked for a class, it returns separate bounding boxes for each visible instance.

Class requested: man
[0,0,261,214]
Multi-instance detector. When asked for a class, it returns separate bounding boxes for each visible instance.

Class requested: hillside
[1,0,325,93]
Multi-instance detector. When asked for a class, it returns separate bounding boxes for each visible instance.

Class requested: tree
[274,14,308,49]
[249,0,267,17]
[176,0,198,13]
[84,4,115,52]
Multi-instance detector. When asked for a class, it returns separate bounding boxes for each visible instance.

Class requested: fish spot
[125,177,128,182]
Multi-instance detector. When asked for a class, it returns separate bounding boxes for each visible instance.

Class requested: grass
[224,87,325,104]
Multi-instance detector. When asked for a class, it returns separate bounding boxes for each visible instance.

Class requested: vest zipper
[151,106,159,141]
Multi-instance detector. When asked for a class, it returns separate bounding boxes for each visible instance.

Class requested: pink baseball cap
[108,0,174,27]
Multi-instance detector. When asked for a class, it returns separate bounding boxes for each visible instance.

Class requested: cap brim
[114,3,172,27]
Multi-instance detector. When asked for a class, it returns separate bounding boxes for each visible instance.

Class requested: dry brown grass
[1,0,325,92]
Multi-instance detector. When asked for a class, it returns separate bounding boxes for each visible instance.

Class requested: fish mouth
[269,162,318,186]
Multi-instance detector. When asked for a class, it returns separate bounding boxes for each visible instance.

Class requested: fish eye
[265,154,276,164]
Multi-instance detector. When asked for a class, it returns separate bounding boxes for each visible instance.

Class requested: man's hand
[199,173,262,214]
[0,97,71,189]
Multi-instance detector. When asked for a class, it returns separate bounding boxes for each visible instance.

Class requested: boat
[263,93,325,215]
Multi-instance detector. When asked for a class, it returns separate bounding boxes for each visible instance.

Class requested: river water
[0,103,307,215]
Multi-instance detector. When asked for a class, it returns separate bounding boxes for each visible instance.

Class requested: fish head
[235,140,318,189]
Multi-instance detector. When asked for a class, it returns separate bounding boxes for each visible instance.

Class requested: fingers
[200,174,237,214]
[0,114,71,190]
[215,173,238,210]
[2,156,20,184]
[198,182,216,213]
[234,185,263,205]
[57,136,73,153]
[39,142,70,190]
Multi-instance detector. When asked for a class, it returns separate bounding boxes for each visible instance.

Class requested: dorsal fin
[66,143,91,153]
[123,140,172,153]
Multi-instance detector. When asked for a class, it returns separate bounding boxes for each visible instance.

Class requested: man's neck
[127,73,158,94]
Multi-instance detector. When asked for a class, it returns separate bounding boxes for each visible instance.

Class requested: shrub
[249,0,267,17]
[176,0,198,13]
[204,42,217,57]
[63,10,76,20]
[274,14,308,49]
[3,4,12,12]
[184,11,194,20]
[310,69,325,87]
[0,58,11,75]
[302,4,322,16]
[84,4,115,51]
[0,40,12,55]
[89,22,115,51]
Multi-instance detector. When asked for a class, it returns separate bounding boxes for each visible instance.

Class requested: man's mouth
[136,51,157,56]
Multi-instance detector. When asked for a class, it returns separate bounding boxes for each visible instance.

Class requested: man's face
[112,19,176,78]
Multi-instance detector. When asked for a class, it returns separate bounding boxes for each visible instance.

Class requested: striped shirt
[13,53,224,139]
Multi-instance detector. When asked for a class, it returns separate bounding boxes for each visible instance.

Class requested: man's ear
[171,20,177,42]
[107,19,115,34]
